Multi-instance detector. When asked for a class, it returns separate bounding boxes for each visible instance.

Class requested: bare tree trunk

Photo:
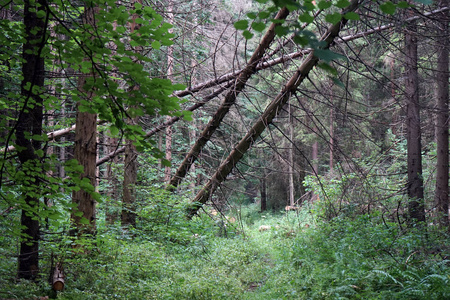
[329,94,334,173]
[122,138,137,226]
[121,0,143,227]
[164,0,175,184]
[405,11,426,225]
[71,4,99,236]
[434,0,449,227]
[188,0,360,217]
[260,169,267,212]
[168,7,290,190]
[288,103,295,206]
[17,0,47,279]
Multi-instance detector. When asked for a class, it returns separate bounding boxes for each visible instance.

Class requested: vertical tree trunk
[106,136,119,224]
[288,103,295,206]
[260,169,267,212]
[329,94,334,173]
[405,13,426,224]
[71,4,99,235]
[434,0,449,227]
[122,138,137,226]
[164,0,175,184]
[17,0,47,279]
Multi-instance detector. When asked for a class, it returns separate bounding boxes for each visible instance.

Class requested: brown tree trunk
[188,0,360,217]
[405,11,426,224]
[122,138,137,227]
[168,7,290,190]
[71,4,99,236]
[434,0,449,227]
[17,0,47,279]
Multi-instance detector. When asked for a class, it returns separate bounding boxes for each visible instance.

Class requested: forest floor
[1,204,449,299]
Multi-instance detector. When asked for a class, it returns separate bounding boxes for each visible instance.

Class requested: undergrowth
[1,204,449,299]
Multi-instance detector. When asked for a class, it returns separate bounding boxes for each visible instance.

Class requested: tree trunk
[188,0,360,217]
[164,0,174,184]
[17,0,47,280]
[434,0,449,227]
[71,4,99,236]
[405,11,426,224]
[122,138,137,227]
[288,103,295,206]
[168,7,290,190]
[260,169,267,212]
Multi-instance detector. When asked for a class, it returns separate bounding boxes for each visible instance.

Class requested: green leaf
[151,40,161,49]
[247,12,257,19]
[315,49,346,62]
[335,0,350,8]
[243,30,254,39]
[251,22,266,32]
[299,12,314,23]
[344,12,360,20]
[109,125,119,136]
[397,1,410,8]
[274,26,289,37]
[325,13,342,25]
[234,20,248,30]
[317,0,332,9]
[380,1,396,15]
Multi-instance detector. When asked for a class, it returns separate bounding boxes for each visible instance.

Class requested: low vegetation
[1,200,448,300]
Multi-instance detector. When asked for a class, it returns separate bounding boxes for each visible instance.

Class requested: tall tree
[404,9,426,224]
[16,0,47,279]
[434,0,449,227]
[71,3,99,235]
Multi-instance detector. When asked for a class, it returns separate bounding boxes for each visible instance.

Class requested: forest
[0,0,449,298]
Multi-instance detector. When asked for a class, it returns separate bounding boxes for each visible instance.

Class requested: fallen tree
[187,0,361,217]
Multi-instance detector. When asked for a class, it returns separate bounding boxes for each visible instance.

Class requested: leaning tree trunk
[434,0,449,228]
[71,4,99,236]
[188,0,361,217]
[168,7,290,190]
[16,0,47,279]
[405,10,426,225]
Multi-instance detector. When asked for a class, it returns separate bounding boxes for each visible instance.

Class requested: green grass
[1,204,449,299]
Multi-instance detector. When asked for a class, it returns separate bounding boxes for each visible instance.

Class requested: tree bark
[16,0,47,280]
[122,138,137,227]
[188,0,361,217]
[164,0,175,184]
[168,7,290,190]
[71,4,99,235]
[434,0,449,227]
[405,10,426,224]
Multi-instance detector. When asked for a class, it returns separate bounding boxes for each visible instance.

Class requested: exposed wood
[188,0,361,217]
[52,262,64,291]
